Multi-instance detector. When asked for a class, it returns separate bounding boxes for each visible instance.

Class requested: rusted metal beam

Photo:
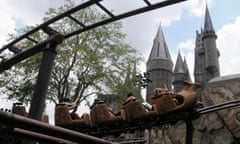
[0,111,113,144]
[96,2,114,17]
[0,0,102,53]
[0,34,63,73]
[143,0,151,6]
[13,128,77,144]
[198,99,240,114]
[64,0,188,39]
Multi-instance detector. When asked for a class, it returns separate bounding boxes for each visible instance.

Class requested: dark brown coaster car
[90,103,125,127]
[55,105,89,128]
[151,81,200,115]
[123,100,157,122]
[12,103,49,123]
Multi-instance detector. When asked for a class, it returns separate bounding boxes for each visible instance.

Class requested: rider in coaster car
[90,97,116,116]
[124,92,153,111]
[154,84,174,97]
[59,97,81,119]
[153,85,179,105]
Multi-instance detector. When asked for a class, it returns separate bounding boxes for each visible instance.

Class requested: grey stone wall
[145,74,240,144]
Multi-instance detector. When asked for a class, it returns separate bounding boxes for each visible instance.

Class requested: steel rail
[0,0,188,53]
[0,0,102,53]
[13,128,77,144]
[0,34,63,73]
[64,0,188,39]
[0,111,112,144]
[197,99,240,114]
[1,99,240,143]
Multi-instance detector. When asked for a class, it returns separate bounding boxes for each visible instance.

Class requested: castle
[146,6,220,102]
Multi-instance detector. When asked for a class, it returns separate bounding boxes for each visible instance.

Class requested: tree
[0,0,143,108]
[100,59,143,112]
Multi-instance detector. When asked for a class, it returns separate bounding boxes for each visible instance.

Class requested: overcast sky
[1,0,240,123]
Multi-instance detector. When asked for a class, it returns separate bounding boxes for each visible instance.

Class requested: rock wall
[145,74,240,144]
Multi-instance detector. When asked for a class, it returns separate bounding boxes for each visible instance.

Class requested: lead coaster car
[12,103,49,123]
[55,105,90,129]
[151,81,200,115]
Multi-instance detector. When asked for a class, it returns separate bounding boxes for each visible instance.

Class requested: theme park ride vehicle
[123,100,157,122]
[90,102,125,127]
[151,81,200,115]
[12,102,49,123]
[55,105,90,129]
[12,103,28,117]
[54,81,201,136]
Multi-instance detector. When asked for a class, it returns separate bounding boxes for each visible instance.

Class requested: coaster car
[55,105,90,128]
[12,103,27,117]
[90,103,125,127]
[12,103,49,123]
[151,81,200,115]
[123,100,157,122]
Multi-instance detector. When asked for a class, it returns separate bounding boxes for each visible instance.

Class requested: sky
[1,0,240,123]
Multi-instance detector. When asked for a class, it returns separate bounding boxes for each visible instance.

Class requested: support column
[28,35,62,120]
[185,120,193,144]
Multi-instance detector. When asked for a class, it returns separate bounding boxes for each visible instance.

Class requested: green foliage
[0,0,143,108]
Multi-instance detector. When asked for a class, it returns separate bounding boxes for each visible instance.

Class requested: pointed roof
[174,51,185,73]
[148,24,172,61]
[204,5,215,33]
[184,57,191,82]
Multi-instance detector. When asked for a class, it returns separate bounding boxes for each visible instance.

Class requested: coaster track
[68,99,240,137]
[1,99,240,143]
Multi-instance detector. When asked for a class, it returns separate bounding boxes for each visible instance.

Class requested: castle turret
[194,6,220,85]
[202,5,220,81]
[173,52,185,92]
[146,24,173,102]
[194,30,205,83]
[183,57,191,82]
[173,52,192,92]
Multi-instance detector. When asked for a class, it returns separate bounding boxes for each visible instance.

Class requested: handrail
[0,111,112,144]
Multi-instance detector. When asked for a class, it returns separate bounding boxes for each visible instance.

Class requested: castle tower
[183,57,191,82]
[146,24,173,102]
[173,52,185,92]
[202,5,220,80]
[173,52,191,92]
[194,30,205,83]
[194,6,220,85]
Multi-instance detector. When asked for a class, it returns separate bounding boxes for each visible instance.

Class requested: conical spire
[174,51,185,73]
[148,24,172,61]
[184,57,191,82]
[204,5,215,33]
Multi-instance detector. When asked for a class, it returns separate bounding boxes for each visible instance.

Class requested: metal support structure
[13,128,77,144]
[185,120,193,144]
[28,34,63,120]
[0,111,112,144]
[1,99,240,143]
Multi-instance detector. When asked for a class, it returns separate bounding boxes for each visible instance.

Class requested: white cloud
[154,0,213,27]
[0,0,65,26]
[154,5,182,27]
[217,16,240,76]
[177,39,195,51]
[0,5,16,47]
[185,0,213,17]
